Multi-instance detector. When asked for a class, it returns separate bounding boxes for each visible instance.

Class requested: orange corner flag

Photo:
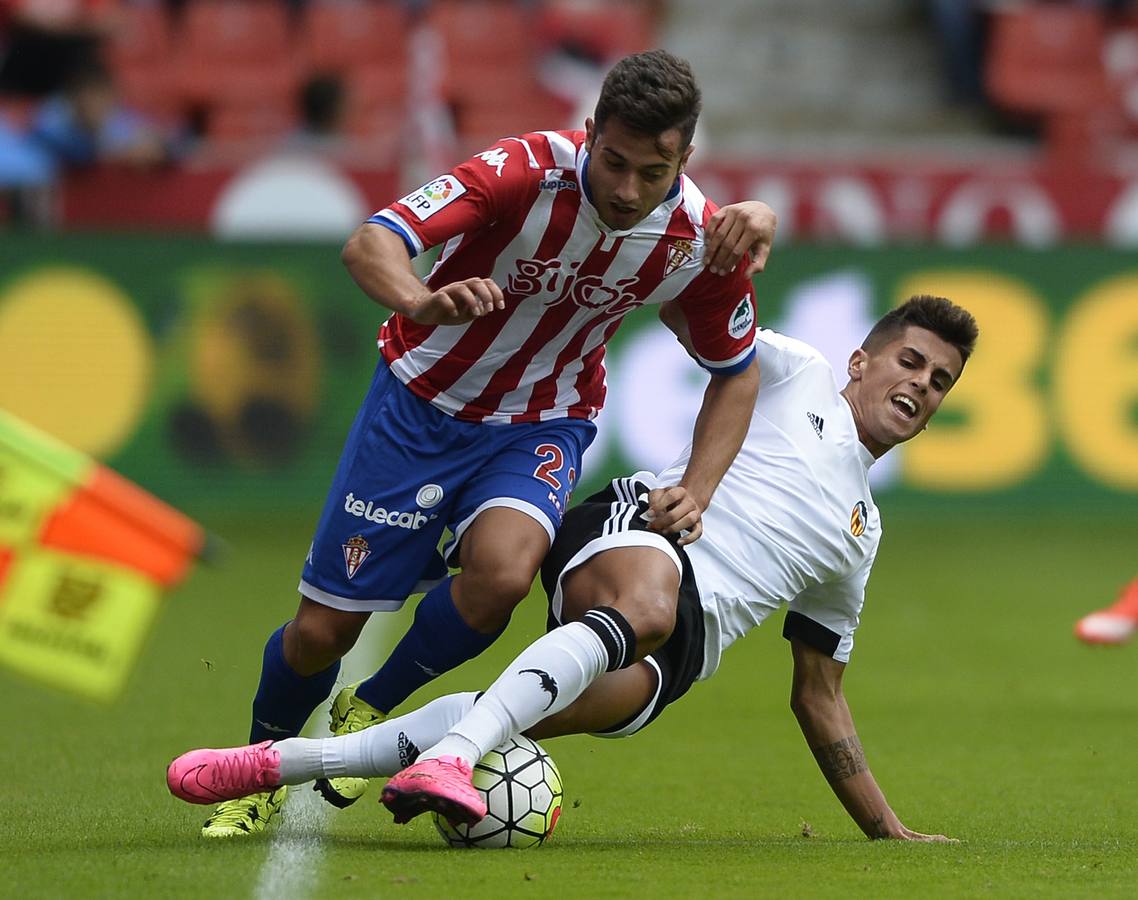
[0,409,206,702]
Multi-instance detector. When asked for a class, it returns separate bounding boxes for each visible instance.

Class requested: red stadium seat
[208,100,297,141]
[454,90,567,155]
[107,3,173,69]
[347,59,409,132]
[176,0,293,65]
[427,0,534,65]
[172,1,300,113]
[348,58,408,105]
[986,6,1122,159]
[299,0,409,73]
[115,62,181,123]
[175,60,300,109]
[986,6,1110,116]
[537,0,658,62]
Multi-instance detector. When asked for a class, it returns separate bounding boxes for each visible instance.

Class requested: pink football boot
[167,740,282,804]
[1075,577,1138,645]
[380,756,486,826]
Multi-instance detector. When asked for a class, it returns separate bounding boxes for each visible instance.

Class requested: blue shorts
[299,360,596,611]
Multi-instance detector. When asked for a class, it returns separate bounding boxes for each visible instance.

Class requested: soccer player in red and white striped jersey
[370,126,756,423]
[207,50,776,835]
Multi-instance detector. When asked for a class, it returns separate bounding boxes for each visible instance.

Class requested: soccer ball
[433,736,563,849]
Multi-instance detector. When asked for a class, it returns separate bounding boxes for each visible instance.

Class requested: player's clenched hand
[411,277,505,325]
[703,200,778,278]
[643,485,704,545]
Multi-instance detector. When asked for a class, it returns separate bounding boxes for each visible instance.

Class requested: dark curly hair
[593,50,702,151]
[863,295,979,365]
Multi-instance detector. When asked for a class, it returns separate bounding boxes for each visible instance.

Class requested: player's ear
[847,348,868,381]
[679,144,694,173]
[585,117,596,151]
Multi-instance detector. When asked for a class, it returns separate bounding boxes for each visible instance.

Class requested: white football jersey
[650,328,881,678]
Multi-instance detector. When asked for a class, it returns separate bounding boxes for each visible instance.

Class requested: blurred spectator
[928,0,992,108]
[0,110,52,222]
[0,0,120,98]
[284,73,348,152]
[28,59,168,168]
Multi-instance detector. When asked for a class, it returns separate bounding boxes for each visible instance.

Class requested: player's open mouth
[891,394,917,419]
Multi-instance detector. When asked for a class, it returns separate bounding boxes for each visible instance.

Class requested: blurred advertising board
[1,236,1135,514]
[60,158,1138,246]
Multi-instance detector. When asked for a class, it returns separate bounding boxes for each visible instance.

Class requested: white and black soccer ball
[433,735,563,849]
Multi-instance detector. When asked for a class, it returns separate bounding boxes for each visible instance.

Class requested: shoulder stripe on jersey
[679,173,711,227]
[501,136,541,169]
[698,344,756,376]
[370,210,424,257]
[539,131,579,169]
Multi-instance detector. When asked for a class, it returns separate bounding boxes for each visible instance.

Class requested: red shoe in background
[1075,577,1138,645]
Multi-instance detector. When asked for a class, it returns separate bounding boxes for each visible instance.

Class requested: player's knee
[460,564,535,612]
[625,593,676,655]
[289,610,361,670]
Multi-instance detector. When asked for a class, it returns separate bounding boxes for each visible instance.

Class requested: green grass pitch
[1,509,1136,898]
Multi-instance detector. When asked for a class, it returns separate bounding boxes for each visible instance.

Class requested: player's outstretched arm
[703,201,778,278]
[788,637,956,842]
[341,223,503,325]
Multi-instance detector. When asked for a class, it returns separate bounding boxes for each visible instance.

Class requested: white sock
[274,692,478,783]
[421,621,608,766]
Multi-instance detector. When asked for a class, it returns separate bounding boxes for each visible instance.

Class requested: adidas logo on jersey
[807,412,824,439]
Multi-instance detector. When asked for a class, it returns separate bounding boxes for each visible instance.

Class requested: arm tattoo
[869,813,889,839]
[812,735,869,784]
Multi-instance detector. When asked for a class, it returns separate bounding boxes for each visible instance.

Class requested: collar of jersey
[578,150,684,235]
[838,394,879,470]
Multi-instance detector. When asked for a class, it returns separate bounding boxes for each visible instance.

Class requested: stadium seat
[986,6,1110,116]
[115,63,181,124]
[299,0,409,74]
[427,0,534,66]
[343,102,404,141]
[107,3,174,70]
[176,0,293,66]
[537,0,658,63]
[454,91,567,155]
[349,58,408,104]
[172,0,300,122]
[207,100,297,142]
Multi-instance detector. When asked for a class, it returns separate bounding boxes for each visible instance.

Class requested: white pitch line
[253,785,330,900]
[252,615,389,900]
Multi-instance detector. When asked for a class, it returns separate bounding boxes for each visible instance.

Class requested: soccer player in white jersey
[169,295,979,841]
[194,50,776,837]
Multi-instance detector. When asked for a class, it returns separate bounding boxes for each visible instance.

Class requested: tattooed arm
[788,637,953,842]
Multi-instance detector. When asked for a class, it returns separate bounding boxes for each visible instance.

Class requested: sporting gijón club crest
[342,535,371,579]
[664,238,694,277]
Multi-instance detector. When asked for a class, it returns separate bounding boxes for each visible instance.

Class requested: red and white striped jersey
[370,129,756,424]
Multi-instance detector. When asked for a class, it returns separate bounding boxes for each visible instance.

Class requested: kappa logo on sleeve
[475,148,510,177]
[398,175,467,221]
[728,295,754,339]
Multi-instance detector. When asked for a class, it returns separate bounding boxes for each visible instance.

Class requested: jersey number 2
[533,443,574,491]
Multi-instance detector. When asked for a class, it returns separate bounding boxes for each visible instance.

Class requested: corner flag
[0,409,206,702]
